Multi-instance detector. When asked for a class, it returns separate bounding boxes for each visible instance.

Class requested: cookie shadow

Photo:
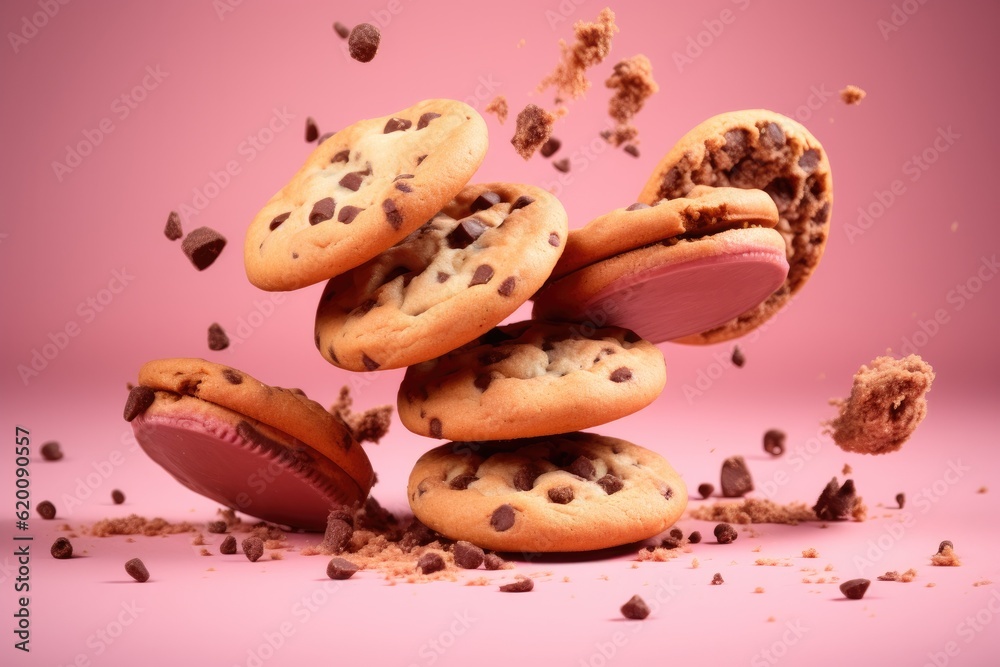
[496,541,645,564]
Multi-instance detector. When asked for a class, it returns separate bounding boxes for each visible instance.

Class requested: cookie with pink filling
[125,358,374,531]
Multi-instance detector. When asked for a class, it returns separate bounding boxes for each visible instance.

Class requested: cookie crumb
[689,498,817,525]
[977,486,988,494]
[181,227,227,271]
[813,477,860,521]
[878,568,917,582]
[191,533,206,546]
[620,595,650,620]
[511,104,556,159]
[825,354,935,455]
[842,463,853,476]
[164,211,183,241]
[208,323,230,351]
[200,547,212,556]
[763,430,785,456]
[839,85,866,105]
[333,21,350,39]
[711,572,724,585]
[484,95,509,125]
[802,548,819,559]
[691,557,700,569]
[931,544,960,567]
[755,558,792,567]
[499,576,534,593]
[125,558,150,582]
[50,537,73,559]
[973,580,993,587]
[40,440,64,461]
[332,386,392,444]
[604,54,657,147]
[538,7,618,102]
[753,587,765,594]
[731,345,746,368]
[348,23,380,63]
[839,578,870,600]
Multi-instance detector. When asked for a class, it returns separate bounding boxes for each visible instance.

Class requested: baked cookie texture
[127,359,374,530]
[315,182,568,372]
[398,320,665,441]
[407,433,687,552]
[826,355,935,455]
[637,109,833,344]
[245,99,489,291]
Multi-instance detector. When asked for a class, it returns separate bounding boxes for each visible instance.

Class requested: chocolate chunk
[688,531,702,544]
[483,553,506,570]
[798,149,820,173]
[763,429,786,456]
[111,489,125,505]
[937,540,954,555]
[510,195,535,211]
[51,537,73,559]
[597,474,623,494]
[207,520,227,534]
[490,504,515,531]
[470,191,502,212]
[269,212,291,230]
[415,154,428,165]
[553,158,570,173]
[417,552,446,575]
[758,122,785,149]
[626,202,650,211]
[208,322,229,351]
[333,21,350,39]
[449,474,478,490]
[40,441,63,461]
[453,541,486,569]
[429,418,442,439]
[219,535,237,554]
[446,217,487,249]
[347,23,380,63]
[840,578,871,600]
[327,557,359,580]
[361,354,381,372]
[623,144,640,158]
[125,557,150,582]
[339,171,366,191]
[731,345,745,367]
[567,456,596,480]
[242,536,264,562]
[331,149,350,163]
[469,264,494,286]
[482,327,516,345]
[540,137,561,157]
[498,276,516,297]
[546,486,574,504]
[722,129,750,163]
[720,456,754,497]
[479,349,511,366]
[660,535,681,550]
[436,272,450,283]
[417,112,441,130]
[395,181,412,193]
[123,386,156,422]
[222,369,243,385]
[621,595,650,620]
[401,520,438,550]
[548,233,561,247]
[698,483,714,499]
[384,117,412,133]
[896,493,906,509]
[305,117,319,142]
[181,227,227,270]
[714,523,737,544]
[609,367,632,383]
[513,465,540,491]
[711,572,724,585]
[382,199,403,230]
[164,211,183,240]
[474,373,494,391]
[499,577,533,592]
[338,205,363,224]
[36,500,56,519]
[813,478,857,521]
[321,519,353,553]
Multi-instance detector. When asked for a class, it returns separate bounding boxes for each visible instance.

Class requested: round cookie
[315,182,568,372]
[532,187,789,343]
[125,358,374,531]
[637,109,833,344]
[407,433,687,552]
[245,99,489,291]
[398,320,666,441]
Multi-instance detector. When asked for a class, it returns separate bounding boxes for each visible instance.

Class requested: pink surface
[2,1,999,666]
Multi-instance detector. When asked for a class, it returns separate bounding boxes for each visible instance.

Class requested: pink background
[2,0,999,665]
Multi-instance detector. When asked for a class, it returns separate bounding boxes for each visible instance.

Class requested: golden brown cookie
[244,99,488,291]
[407,433,687,552]
[398,320,665,441]
[315,183,568,372]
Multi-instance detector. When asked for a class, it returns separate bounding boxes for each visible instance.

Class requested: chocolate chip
[548,233,560,247]
[597,474,623,495]
[553,158,570,173]
[720,456,754,497]
[331,149,350,163]
[670,528,683,540]
[327,557,359,580]
[446,217,487,249]
[40,441,63,461]
[513,465,540,491]
[498,276,516,297]
[758,122,786,149]
[339,171,367,191]
[417,552,446,574]
[538,137,561,158]
[453,541,485,569]
[36,500,56,519]
[362,354,381,372]
[937,540,953,555]
[711,572,724,585]
[698,483,714,499]
[798,149,820,173]
[813,478,857,521]
[181,226,227,270]
[840,578,871,600]
[123,386,156,422]
[384,117,412,133]
[660,536,681,549]
[722,128,750,162]
[417,112,441,130]
[382,199,403,230]
[731,345,745,367]
[474,373,494,391]
[609,367,632,383]
[111,489,125,505]
[219,535,237,554]
[222,369,243,385]
[333,21,350,39]
[688,531,702,544]
[499,577,533,592]
[51,537,73,559]
[242,536,264,562]
[490,504,515,531]
[623,144,640,158]
[269,212,291,230]
[449,474,478,490]
[416,154,428,165]
[548,486,575,504]
[347,23,380,63]
[620,595,650,620]
[207,520,227,534]
[427,418,443,439]
[626,202,650,211]
[479,349,511,366]
[208,322,229,351]
[484,553,506,570]
[567,456,596,480]
[896,493,906,509]
[763,429,786,456]
[470,191,502,212]
[510,195,535,211]
[164,211,183,240]
[338,205,363,224]
[714,523,738,544]
[305,117,319,142]
[395,181,413,193]
[322,519,353,553]
[663,486,674,500]
[470,264,494,286]
[125,557,150,582]
[436,272,450,283]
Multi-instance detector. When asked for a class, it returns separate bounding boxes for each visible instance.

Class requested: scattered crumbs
[598,574,611,580]
[331,386,392,444]
[876,568,917,582]
[465,577,491,586]
[691,558,700,569]
[825,564,835,571]
[484,95,509,125]
[636,545,684,562]
[87,514,198,536]
[842,463,853,476]
[199,548,211,556]
[563,576,571,582]
[973,580,993,587]
[269,551,284,560]
[206,567,216,572]
[751,545,762,553]
[604,54,658,147]
[689,498,817,525]
[802,548,819,558]
[753,587,765,594]
[839,85,866,105]
[755,558,793,567]
[58,523,72,532]
[125,537,134,543]
[931,544,961,567]
[537,7,618,103]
